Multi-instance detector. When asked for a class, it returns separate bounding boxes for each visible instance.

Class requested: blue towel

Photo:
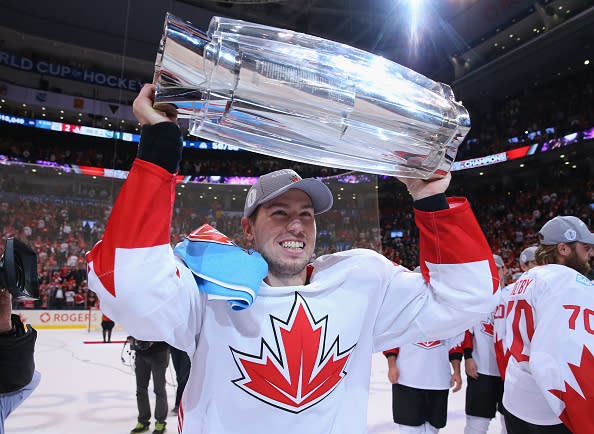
[174,224,268,310]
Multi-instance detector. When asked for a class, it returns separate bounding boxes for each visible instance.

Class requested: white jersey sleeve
[86,159,206,355]
[373,198,499,351]
[502,264,594,432]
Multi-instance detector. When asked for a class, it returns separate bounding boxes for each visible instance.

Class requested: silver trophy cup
[153,13,470,178]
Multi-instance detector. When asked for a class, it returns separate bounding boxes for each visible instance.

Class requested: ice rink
[5,329,503,434]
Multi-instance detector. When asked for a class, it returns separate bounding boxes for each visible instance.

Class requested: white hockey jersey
[463,313,501,377]
[501,264,594,432]
[384,336,463,390]
[493,283,512,379]
[86,159,499,434]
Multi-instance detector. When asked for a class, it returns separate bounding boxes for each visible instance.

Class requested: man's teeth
[281,241,304,249]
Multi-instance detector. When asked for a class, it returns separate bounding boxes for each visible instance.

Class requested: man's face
[241,189,316,286]
[560,242,593,275]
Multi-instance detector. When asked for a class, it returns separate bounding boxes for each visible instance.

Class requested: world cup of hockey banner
[0,50,144,92]
[153,14,471,179]
[0,81,137,120]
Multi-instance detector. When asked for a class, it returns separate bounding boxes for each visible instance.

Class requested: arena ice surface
[6,329,503,433]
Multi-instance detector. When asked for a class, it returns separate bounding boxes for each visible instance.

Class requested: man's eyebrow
[263,202,314,210]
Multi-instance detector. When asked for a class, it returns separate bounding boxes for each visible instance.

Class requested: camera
[0,238,39,299]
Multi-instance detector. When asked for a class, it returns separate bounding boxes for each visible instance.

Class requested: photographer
[0,289,41,434]
[129,337,169,434]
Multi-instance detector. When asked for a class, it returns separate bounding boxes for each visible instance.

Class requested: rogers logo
[40,312,51,323]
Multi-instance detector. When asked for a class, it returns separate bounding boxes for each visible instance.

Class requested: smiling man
[240,171,330,287]
[87,84,499,434]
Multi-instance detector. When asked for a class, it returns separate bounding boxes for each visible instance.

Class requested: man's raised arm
[86,84,203,349]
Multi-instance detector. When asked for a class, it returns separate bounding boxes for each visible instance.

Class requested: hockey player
[501,216,594,434]
[493,246,538,380]
[518,246,538,273]
[383,337,463,433]
[462,255,507,434]
[87,84,499,434]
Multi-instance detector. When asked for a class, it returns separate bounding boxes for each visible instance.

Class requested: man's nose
[286,217,304,233]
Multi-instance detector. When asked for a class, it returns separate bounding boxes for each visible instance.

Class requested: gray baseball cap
[493,254,505,269]
[538,216,594,245]
[519,246,537,265]
[243,169,333,218]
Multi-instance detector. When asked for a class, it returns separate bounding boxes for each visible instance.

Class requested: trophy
[153,13,470,179]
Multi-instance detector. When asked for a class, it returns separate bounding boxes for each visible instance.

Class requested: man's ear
[557,242,570,258]
[241,217,254,242]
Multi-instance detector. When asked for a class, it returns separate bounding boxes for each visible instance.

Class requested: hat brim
[255,178,333,216]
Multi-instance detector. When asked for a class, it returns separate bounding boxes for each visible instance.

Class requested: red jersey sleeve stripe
[86,158,177,296]
[415,197,499,294]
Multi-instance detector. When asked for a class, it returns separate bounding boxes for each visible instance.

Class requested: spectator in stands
[51,284,66,309]
[74,289,86,309]
[86,290,98,308]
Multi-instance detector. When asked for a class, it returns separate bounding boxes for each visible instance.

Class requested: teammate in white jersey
[383,337,463,433]
[501,216,594,434]
[87,84,499,434]
[463,255,507,434]
[493,246,537,380]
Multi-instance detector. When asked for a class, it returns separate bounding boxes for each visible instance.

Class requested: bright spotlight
[407,0,425,56]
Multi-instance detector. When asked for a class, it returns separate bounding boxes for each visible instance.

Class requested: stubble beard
[563,251,591,276]
[259,249,311,280]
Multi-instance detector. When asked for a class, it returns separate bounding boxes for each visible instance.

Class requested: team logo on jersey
[494,337,511,381]
[414,341,442,349]
[480,319,494,337]
[230,293,356,413]
[187,224,235,246]
[549,345,594,431]
[576,274,594,287]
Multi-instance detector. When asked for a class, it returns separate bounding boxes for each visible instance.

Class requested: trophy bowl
[153,13,470,179]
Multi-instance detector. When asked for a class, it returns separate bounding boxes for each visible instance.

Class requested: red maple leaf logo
[480,320,494,337]
[549,346,594,434]
[415,341,442,349]
[494,336,511,380]
[230,293,356,413]
[187,224,234,246]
